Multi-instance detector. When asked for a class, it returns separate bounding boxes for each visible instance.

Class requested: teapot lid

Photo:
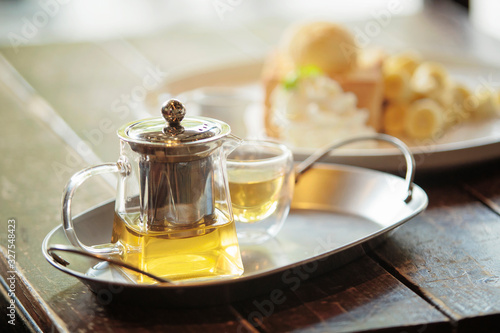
[118,99,231,147]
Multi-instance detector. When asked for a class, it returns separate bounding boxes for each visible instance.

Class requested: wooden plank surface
[233,256,449,333]
[460,161,500,215]
[1,43,147,161]
[0,77,115,332]
[371,159,500,333]
[45,282,251,333]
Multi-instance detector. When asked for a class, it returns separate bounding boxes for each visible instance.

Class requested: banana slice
[383,52,421,77]
[383,71,411,102]
[469,89,500,119]
[447,83,473,123]
[410,62,450,98]
[405,98,445,140]
[383,102,408,135]
[451,83,471,105]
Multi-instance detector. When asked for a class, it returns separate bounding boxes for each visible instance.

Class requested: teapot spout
[223,134,243,156]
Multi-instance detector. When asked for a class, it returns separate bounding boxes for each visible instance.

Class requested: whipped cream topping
[270,75,375,148]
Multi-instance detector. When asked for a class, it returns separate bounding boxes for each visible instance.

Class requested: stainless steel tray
[42,162,428,307]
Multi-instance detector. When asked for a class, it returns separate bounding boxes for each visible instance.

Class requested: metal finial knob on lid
[162,99,185,135]
[162,99,185,126]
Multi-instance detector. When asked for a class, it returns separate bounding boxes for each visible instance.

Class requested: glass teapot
[62,99,244,283]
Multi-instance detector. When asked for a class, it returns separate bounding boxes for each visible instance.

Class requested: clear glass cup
[227,141,295,244]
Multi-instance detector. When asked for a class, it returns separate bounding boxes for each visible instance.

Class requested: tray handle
[47,244,172,284]
[295,134,415,203]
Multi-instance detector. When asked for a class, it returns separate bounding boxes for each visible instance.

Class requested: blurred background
[0,0,498,61]
[0,0,499,175]
[0,0,499,171]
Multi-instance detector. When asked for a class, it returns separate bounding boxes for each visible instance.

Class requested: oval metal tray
[42,163,427,307]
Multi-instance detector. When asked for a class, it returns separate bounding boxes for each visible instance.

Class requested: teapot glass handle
[62,162,124,256]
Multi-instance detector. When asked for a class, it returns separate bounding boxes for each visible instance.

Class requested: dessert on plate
[262,21,500,148]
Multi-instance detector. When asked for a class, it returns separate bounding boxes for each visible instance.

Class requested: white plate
[145,56,500,173]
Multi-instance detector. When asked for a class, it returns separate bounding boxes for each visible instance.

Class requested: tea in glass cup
[227,141,294,243]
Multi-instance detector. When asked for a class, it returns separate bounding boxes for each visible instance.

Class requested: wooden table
[1,1,500,332]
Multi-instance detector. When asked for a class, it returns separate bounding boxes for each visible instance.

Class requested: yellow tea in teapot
[229,170,285,223]
[110,211,244,283]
